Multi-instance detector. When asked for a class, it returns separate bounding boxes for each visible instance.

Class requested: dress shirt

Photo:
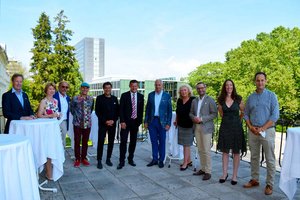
[12,88,24,108]
[154,90,163,116]
[130,91,138,113]
[59,92,68,120]
[244,89,279,127]
[196,95,205,118]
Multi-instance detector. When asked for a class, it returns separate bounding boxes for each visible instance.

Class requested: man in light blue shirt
[243,72,279,196]
[144,79,172,168]
[2,73,34,133]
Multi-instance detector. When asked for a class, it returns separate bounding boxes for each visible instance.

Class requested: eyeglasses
[61,86,69,89]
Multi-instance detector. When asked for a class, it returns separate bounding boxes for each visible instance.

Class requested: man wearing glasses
[54,81,71,147]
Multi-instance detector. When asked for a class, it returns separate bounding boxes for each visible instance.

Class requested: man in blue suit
[144,79,172,168]
[2,73,34,133]
[53,81,71,147]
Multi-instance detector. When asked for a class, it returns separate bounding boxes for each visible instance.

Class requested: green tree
[52,10,82,97]
[30,12,52,110]
[188,26,300,116]
[29,11,83,110]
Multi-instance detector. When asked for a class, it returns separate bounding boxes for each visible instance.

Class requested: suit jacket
[95,94,119,126]
[144,91,172,128]
[120,91,144,126]
[189,95,217,134]
[2,89,34,133]
[53,91,71,130]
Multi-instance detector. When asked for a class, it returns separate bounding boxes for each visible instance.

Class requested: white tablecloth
[68,111,99,149]
[0,134,40,200]
[9,119,65,181]
[279,127,300,200]
[166,112,183,159]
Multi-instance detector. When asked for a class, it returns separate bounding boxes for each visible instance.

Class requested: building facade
[0,44,10,105]
[75,37,105,81]
[89,76,184,102]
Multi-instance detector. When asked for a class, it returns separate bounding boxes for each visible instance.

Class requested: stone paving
[39,140,300,200]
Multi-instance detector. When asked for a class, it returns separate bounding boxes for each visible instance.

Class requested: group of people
[1,71,279,196]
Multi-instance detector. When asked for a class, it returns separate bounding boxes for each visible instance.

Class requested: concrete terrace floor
[39,141,300,200]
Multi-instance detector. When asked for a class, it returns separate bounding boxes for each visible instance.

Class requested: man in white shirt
[54,81,71,147]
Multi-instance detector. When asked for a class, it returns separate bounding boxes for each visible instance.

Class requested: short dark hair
[102,82,112,89]
[196,82,206,87]
[11,73,24,82]
[44,82,56,94]
[129,79,138,86]
[255,72,267,80]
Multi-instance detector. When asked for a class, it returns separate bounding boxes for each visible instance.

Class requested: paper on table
[260,131,266,138]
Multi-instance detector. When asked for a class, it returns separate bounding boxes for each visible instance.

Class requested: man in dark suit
[117,80,144,169]
[95,82,119,169]
[144,79,172,168]
[2,73,34,133]
[53,81,71,147]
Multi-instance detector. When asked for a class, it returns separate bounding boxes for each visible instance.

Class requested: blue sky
[0,0,299,80]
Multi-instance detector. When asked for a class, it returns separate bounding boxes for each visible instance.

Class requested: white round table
[0,134,40,200]
[9,119,65,182]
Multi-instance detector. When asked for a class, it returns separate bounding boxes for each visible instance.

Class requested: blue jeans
[148,117,166,162]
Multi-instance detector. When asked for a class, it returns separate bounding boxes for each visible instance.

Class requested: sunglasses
[61,86,69,89]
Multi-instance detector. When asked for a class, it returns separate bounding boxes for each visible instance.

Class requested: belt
[154,116,160,119]
[253,125,275,130]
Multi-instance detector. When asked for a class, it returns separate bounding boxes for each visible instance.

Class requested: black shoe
[180,161,193,167]
[97,161,103,169]
[147,160,158,167]
[219,174,228,183]
[158,161,164,168]
[106,159,113,167]
[117,163,124,170]
[128,160,136,167]
[231,180,238,185]
[180,165,188,171]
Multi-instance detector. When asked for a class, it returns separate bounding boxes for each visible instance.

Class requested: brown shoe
[265,185,273,195]
[202,173,211,180]
[243,179,259,188]
[193,169,205,176]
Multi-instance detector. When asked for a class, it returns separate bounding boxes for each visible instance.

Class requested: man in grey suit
[190,82,217,180]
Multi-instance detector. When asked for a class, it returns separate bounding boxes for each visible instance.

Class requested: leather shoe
[193,169,205,176]
[97,161,103,169]
[147,160,158,167]
[265,185,273,195]
[117,163,124,170]
[231,180,238,185]
[219,174,228,183]
[128,160,136,167]
[243,179,259,188]
[158,161,164,168]
[106,159,113,167]
[202,173,211,180]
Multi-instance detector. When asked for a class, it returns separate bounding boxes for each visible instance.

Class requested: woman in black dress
[174,84,195,170]
[217,79,246,185]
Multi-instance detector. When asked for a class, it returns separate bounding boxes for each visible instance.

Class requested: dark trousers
[74,126,90,161]
[97,125,116,161]
[119,119,139,164]
[148,118,166,162]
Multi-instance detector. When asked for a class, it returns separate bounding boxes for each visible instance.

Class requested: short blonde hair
[178,84,193,99]
[44,82,56,94]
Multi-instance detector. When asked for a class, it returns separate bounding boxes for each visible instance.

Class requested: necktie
[131,93,137,119]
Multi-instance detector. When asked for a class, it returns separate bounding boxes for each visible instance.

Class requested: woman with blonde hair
[174,84,195,170]
[37,82,60,180]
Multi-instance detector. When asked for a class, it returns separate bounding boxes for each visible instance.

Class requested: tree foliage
[29,11,82,110]
[188,26,300,116]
